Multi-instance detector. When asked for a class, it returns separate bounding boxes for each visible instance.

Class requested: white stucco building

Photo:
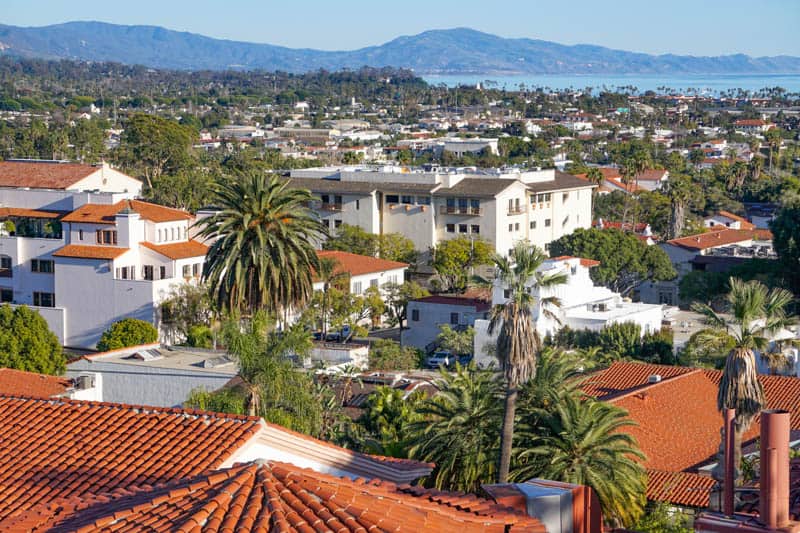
[288,165,594,259]
[473,256,664,366]
[0,161,207,349]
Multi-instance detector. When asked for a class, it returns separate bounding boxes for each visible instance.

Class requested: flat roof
[76,346,239,375]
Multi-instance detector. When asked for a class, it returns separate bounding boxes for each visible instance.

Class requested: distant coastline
[423,74,800,94]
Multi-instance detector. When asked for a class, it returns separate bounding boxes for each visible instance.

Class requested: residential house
[402,292,492,352]
[704,210,755,230]
[638,227,774,307]
[575,167,668,194]
[473,256,664,365]
[733,118,774,135]
[288,165,594,259]
[314,250,407,297]
[0,160,207,348]
[0,367,100,401]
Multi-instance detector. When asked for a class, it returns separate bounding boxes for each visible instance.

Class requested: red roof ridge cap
[605,368,706,404]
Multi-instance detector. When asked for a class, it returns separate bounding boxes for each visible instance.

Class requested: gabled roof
[316,250,408,278]
[13,461,545,532]
[712,210,756,229]
[0,161,97,189]
[53,244,129,260]
[140,239,209,260]
[0,396,261,522]
[412,294,492,312]
[0,369,71,398]
[666,228,772,251]
[61,200,193,225]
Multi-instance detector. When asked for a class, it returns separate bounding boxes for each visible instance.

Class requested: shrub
[641,329,675,364]
[369,339,422,370]
[96,318,159,351]
[186,325,213,348]
[599,322,642,359]
[0,304,65,375]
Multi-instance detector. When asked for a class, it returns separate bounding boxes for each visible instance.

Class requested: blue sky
[2,0,799,56]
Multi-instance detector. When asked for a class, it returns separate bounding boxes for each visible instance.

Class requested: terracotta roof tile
[0,207,64,219]
[0,369,71,398]
[15,462,546,532]
[667,227,772,251]
[646,470,716,508]
[0,396,261,522]
[53,244,129,260]
[0,162,98,189]
[411,294,491,312]
[61,200,193,225]
[316,250,408,278]
[715,210,755,229]
[550,255,601,268]
[140,240,208,260]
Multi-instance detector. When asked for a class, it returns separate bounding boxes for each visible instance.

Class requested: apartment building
[0,161,207,349]
[288,165,594,258]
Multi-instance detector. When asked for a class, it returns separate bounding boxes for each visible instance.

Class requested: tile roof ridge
[0,394,261,423]
[605,367,707,403]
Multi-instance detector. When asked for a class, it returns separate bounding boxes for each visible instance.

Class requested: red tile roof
[61,200,193,225]
[0,396,261,522]
[53,244,129,260]
[715,210,755,229]
[582,361,695,399]
[316,250,408,278]
[140,239,209,260]
[667,228,772,251]
[0,369,71,398]
[412,294,492,312]
[550,255,601,268]
[734,119,768,126]
[646,470,716,508]
[13,462,545,532]
[0,207,64,219]
[0,162,97,189]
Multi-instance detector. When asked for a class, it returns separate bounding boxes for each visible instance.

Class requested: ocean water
[423,74,800,95]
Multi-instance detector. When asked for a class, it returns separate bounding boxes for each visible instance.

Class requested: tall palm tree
[513,394,647,527]
[316,257,349,336]
[620,153,651,228]
[197,173,326,316]
[407,363,503,492]
[663,173,696,239]
[586,167,604,206]
[488,242,567,483]
[692,278,795,482]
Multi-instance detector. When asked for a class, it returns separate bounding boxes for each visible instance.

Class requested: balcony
[439,206,483,216]
[507,206,526,215]
[307,201,343,212]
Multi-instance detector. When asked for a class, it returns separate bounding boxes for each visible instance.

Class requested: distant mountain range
[1,21,799,75]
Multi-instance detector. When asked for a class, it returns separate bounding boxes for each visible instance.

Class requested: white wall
[402,300,487,351]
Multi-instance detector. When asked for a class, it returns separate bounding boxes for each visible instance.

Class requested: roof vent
[74,374,95,390]
[196,355,234,369]
[126,349,163,361]
[647,374,662,384]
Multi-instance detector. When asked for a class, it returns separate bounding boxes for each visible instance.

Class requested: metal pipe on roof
[723,407,736,517]
[760,409,790,529]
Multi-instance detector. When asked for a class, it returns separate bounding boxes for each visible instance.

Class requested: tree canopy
[0,304,65,375]
[430,236,493,292]
[96,318,159,352]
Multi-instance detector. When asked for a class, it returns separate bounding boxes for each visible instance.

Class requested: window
[158,229,162,242]
[79,229,84,241]
[352,281,363,294]
[334,195,342,205]
[401,195,413,204]
[171,228,176,240]
[370,278,379,288]
[143,265,154,281]
[417,196,431,205]
[411,309,420,322]
[471,225,480,234]
[545,218,551,227]
[321,194,330,204]
[193,263,200,277]
[96,230,118,245]
[503,289,511,299]
[450,312,459,325]
[386,194,399,204]
[0,288,11,303]
[563,192,569,202]
[459,224,468,233]
[508,224,513,232]
[515,223,520,231]
[334,219,343,229]
[182,265,191,278]
[563,215,570,227]
[530,221,537,229]
[160,266,167,280]
[356,200,360,210]
[0,255,10,278]
[508,199,513,211]
[183,227,188,239]
[31,259,54,274]
[116,266,135,280]
[446,224,455,233]
[33,292,55,307]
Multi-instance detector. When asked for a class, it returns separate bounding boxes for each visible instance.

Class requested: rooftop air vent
[74,374,95,390]
[647,374,662,384]
[126,349,163,361]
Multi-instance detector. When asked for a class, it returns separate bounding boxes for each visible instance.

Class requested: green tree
[514,394,647,527]
[598,322,642,360]
[770,194,800,293]
[0,304,65,375]
[435,324,475,355]
[489,242,567,483]
[197,174,325,315]
[378,232,418,266]
[663,173,699,240]
[549,228,676,296]
[117,113,196,188]
[316,257,349,336]
[430,236,493,292]
[692,278,795,483]
[369,339,421,370]
[383,281,429,328]
[358,386,424,457]
[96,318,158,352]
[323,223,379,257]
[586,167,605,198]
[159,283,214,343]
[407,363,503,492]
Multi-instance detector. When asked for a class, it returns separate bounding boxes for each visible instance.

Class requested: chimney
[760,409,790,529]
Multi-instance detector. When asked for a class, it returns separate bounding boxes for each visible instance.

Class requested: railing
[439,206,483,216]
[507,206,526,215]
[319,202,343,212]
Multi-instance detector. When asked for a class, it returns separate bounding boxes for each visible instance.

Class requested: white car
[425,351,453,369]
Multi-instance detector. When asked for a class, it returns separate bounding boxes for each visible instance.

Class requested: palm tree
[691,278,795,482]
[359,386,423,458]
[407,363,503,492]
[620,153,651,227]
[586,167,604,202]
[197,173,326,316]
[727,161,749,196]
[513,394,647,527]
[317,257,348,336]
[663,174,696,239]
[488,242,568,483]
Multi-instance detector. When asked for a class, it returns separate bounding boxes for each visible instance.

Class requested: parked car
[425,350,454,369]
